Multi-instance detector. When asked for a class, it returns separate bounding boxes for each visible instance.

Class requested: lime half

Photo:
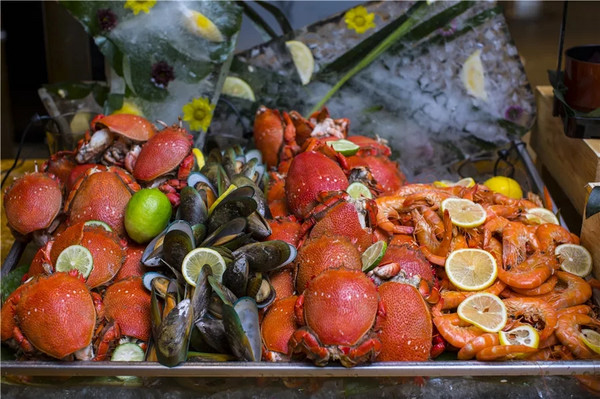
[327,139,360,156]
[111,342,145,362]
[347,182,373,200]
[362,241,387,272]
[222,77,256,101]
[285,40,314,85]
[182,247,227,286]
[55,245,94,278]
[84,220,113,233]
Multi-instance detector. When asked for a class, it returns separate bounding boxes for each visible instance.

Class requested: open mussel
[200,217,247,247]
[246,272,276,309]
[207,186,257,233]
[232,240,297,273]
[142,220,195,267]
[222,297,262,361]
[201,163,230,196]
[230,175,271,219]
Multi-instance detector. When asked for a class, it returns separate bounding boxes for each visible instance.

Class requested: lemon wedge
[182,248,226,286]
[461,49,487,101]
[285,40,314,85]
[499,325,540,349]
[581,329,600,355]
[433,177,476,188]
[555,243,593,277]
[457,293,507,333]
[182,8,224,42]
[445,248,497,291]
[192,148,205,171]
[440,198,487,228]
[222,77,256,101]
[483,176,523,200]
[525,207,560,225]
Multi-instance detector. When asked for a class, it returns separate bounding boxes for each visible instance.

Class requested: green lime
[182,247,227,286]
[347,182,373,199]
[55,245,94,278]
[84,220,113,233]
[125,188,172,244]
[327,139,360,156]
[362,241,387,272]
[111,342,145,362]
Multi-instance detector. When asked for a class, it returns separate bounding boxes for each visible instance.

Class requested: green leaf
[1,264,28,305]
[586,186,600,219]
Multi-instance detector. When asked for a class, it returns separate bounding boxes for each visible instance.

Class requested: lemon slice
[461,49,487,101]
[327,139,360,156]
[555,243,593,277]
[208,184,238,215]
[445,248,497,291]
[457,293,507,333]
[362,241,387,272]
[182,8,224,42]
[347,182,373,200]
[433,177,476,188]
[192,148,205,171]
[525,207,560,225]
[440,198,487,228]
[222,77,256,102]
[182,247,226,286]
[285,40,314,85]
[55,245,94,279]
[499,325,540,349]
[581,329,600,355]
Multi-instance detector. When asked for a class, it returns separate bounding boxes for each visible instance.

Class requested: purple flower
[97,9,118,32]
[504,105,524,122]
[437,20,457,37]
[151,61,175,89]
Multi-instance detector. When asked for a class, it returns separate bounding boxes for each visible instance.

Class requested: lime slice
[55,245,94,279]
[499,325,540,349]
[182,247,226,286]
[525,207,560,225]
[581,329,600,355]
[461,49,487,100]
[457,293,507,333]
[445,248,497,291]
[440,198,487,228]
[222,77,256,102]
[362,241,387,272]
[192,148,205,171]
[182,8,224,42]
[285,40,314,85]
[208,184,238,215]
[433,177,476,188]
[555,243,593,277]
[347,182,373,200]
[111,342,145,362]
[327,139,360,156]
[84,220,113,233]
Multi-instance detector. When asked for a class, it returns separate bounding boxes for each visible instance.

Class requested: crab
[0,271,97,360]
[345,152,406,194]
[3,169,63,244]
[289,268,383,367]
[64,166,140,237]
[48,222,126,288]
[75,113,157,170]
[93,276,151,360]
[132,122,195,206]
[266,216,302,248]
[261,295,298,362]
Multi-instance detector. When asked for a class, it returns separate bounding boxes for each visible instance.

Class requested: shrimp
[555,313,600,359]
[557,305,593,318]
[413,208,453,258]
[483,204,522,220]
[375,195,414,234]
[475,345,537,361]
[389,234,416,247]
[503,297,558,341]
[440,280,507,310]
[535,271,592,310]
[512,275,558,296]
[502,222,539,268]
[497,252,555,290]
[403,189,456,210]
[536,223,578,253]
[457,333,499,360]
[421,206,444,238]
[525,345,573,361]
[432,303,485,349]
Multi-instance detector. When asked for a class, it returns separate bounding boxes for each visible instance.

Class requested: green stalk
[308,1,431,116]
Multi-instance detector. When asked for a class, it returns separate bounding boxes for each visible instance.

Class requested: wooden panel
[581,183,600,279]
[530,86,600,215]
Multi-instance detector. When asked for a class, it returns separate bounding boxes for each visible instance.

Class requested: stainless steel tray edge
[1,360,599,378]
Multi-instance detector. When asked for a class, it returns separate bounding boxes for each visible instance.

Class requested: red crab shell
[114,245,147,281]
[269,267,295,303]
[376,282,432,361]
[66,163,106,192]
[43,151,78,189]
[0,272,96,359]
[266,217,302,248]
[95,114,157,141]
[346,153,406,194]
[285,151,349,218]
[133,124,192,182]
[254,106,284,169]
[3,172,62,236]
[294,235,362,293]
[64,166,139,237]
[49,222,126,288]
[102,277,152,341]
[347,135,392,157]
[377,244,435,285]
[261,295,298,361]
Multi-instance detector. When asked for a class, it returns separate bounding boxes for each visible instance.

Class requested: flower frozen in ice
[97,9,117,32]
[124,0,157,15]
[151,61,175,89]
[344,6,376,34]
[182,97,215,131]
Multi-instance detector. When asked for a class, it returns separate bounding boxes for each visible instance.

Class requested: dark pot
[564,45,600,112]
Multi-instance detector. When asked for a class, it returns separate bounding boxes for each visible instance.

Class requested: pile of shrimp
[373,182,600,370]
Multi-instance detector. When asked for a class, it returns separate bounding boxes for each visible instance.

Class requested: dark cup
[564,45,600,113]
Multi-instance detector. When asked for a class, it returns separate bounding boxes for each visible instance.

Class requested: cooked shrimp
[535,271,592,310]
[440,280,507,310]
[475,345,537,361]
[497,252,555,290]
[403,189,456,210]
[457,333,499,360]
[555,313,600,359]
[536,223,578,253]
[375,195,414,234]
[432,303,485,349]
[512,275,558,296]
[503,297,558,341]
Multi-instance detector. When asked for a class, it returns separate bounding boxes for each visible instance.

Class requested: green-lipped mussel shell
[194,318,230,354]
[222,297,261,361]
[232,240,297,273]
[222,256,249,298]
[246,212,272,240]
[142,220,195,267]
[177,186,208,225]
[200,217,247,247]
[162,229,194,272]
[230,175,270,218]
[155,299,194,367]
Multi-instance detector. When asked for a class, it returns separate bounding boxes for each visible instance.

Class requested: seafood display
[1,109,599,390]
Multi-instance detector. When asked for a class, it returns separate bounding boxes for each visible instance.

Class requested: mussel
[222,256,249,298]
[177,186,208,226]
[200,217,247,247]
[207,186,257,233]
[142,220,195,267]
[222,297,262,361]
[232,241,297,273]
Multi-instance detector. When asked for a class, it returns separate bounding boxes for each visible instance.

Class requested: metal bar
[1,361,598,378]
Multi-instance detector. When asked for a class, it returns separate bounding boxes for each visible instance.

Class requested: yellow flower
[124,0,157,15]
[182,97,215,131]
[344,5,376,34]
[111,100,144,117]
